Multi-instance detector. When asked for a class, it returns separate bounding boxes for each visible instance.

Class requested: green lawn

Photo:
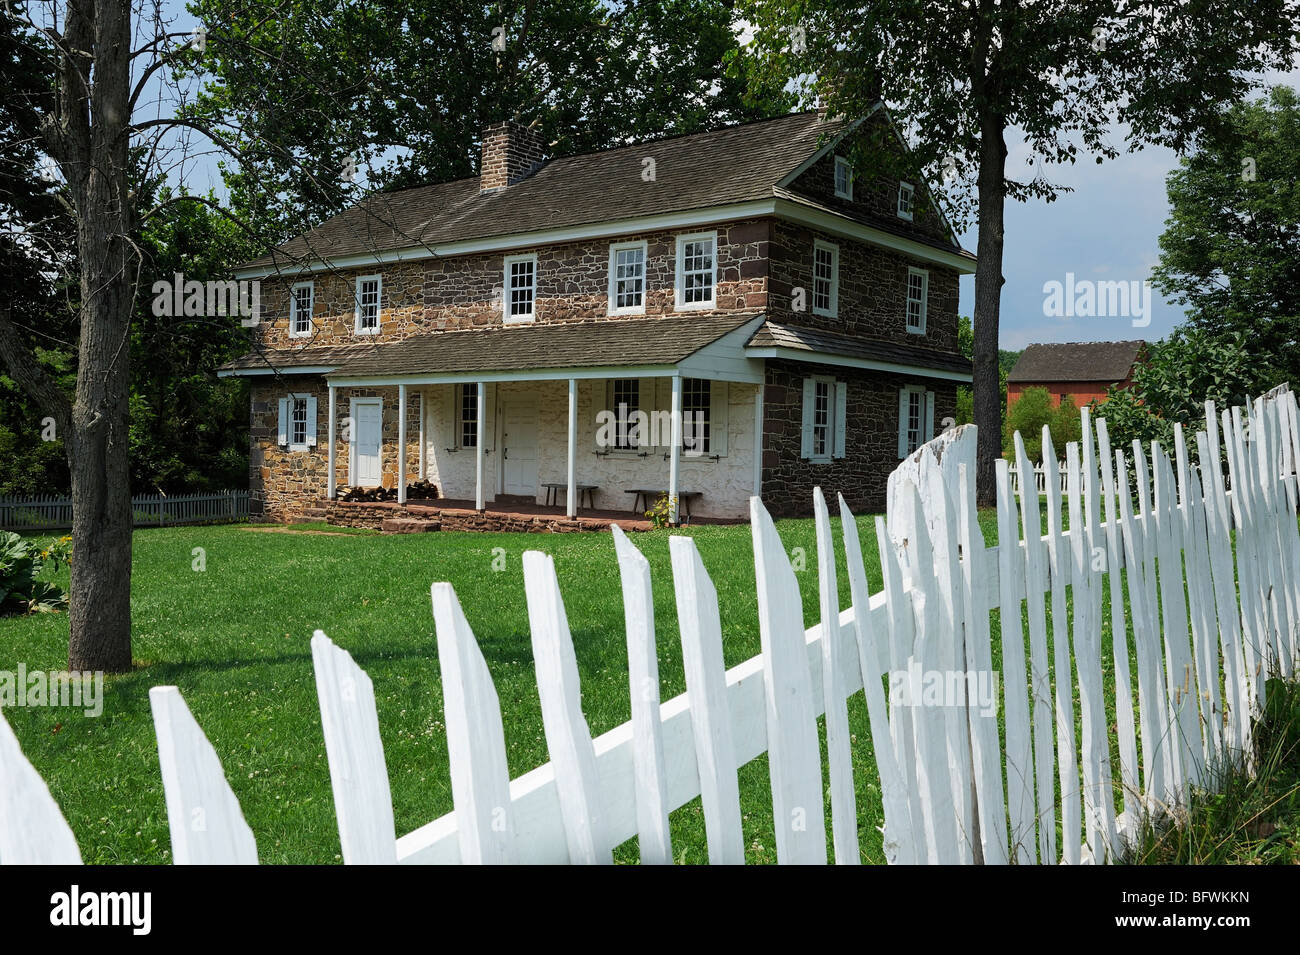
[5,513,982,864]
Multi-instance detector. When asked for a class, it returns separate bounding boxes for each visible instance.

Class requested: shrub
[1003,387,1086,463]
[0,532,71,615]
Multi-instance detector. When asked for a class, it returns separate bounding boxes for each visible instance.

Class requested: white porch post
[327,384,337,499]
[753,382,764,499]
[475,381,486,510]
[566,378,577,518]
[669,373,682,525]
[398,384,407,505]
[418,390,426,480]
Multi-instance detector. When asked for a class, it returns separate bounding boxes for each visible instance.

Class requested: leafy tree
[1152,85,1300,386]
[1097,327,1266,452]
[1003,387,1081,463]
[188,0,793,237]
[740,0,1300,503]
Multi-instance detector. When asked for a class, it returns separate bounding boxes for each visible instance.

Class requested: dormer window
[897,182,915,220]
[834,157,853,200]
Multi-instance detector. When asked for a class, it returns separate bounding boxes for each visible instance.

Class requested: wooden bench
[541,483,597,510]
[625,489,701,519]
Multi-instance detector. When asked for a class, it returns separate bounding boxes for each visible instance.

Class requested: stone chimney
[479,121,546,193]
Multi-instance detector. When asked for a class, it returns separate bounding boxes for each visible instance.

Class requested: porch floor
[322,498,744,534]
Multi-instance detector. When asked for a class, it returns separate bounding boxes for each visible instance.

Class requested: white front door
[351,398,382,487]
[501,393,539,497]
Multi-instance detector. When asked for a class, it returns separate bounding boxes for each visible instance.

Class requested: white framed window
[675,232,716,310]
[277,393,317,452]
[681,378,712,454]
[290,282,314,338]
[609,378,640,449]
[812,240,838,317]
[458,384,478,448]
[897,181,915,220]
[503,253,537,323]
[834,156,853,200]
[800,376,847,462]
[354,274,382,334]
[897,385,935,458]
[906,267,928,334]
[608,241,647,314]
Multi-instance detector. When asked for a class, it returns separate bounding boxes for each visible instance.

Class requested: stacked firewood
[338,482,439,503]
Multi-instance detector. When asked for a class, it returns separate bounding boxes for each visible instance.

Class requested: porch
[322,314,768,525]
[323,498,745,534]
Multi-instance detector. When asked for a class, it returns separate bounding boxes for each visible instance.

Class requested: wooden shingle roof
[1006,340,1145,384]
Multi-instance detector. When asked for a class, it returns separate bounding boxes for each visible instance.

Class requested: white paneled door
[502,393,539,497]
[351,398,382,487]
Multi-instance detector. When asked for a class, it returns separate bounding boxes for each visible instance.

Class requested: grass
[4,513,990,864]
[1124,675,1300,864]
[7,511,1297,864]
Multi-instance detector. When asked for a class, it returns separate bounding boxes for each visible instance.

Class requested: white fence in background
[0,490,248,531]
[3,386,1299,865]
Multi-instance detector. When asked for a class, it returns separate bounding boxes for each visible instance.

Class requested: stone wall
[767,219,961,354]
[253,218,771,349]
[759,358,958,517]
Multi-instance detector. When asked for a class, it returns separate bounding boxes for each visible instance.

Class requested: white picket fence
[2,385,1299,865]
[0,490,249,531]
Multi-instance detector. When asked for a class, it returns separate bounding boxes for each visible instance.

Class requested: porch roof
[326,312,763,382]
[745,320,973,382]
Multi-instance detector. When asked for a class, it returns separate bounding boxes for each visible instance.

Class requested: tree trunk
[972,113,1008,507]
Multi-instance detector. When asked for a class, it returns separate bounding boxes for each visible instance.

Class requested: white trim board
[232,196,976,282]
[746,346,972,383]
[218,365,340,378]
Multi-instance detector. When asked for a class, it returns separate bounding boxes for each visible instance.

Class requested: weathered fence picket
[6,385,1300,866]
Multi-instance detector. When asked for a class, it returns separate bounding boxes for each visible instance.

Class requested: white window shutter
[306,396,318,446]
[832,380,848,458]
[444,385,458,448]
[897,388,909,459]
[483,383,496,451]
[710,381,728,456]
[925,390,936,441]
[800,378,815,458]
[277,398,289,446]
[590,381,604,453]
[638,377,658,448]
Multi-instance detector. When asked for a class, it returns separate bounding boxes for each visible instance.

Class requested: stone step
[381,518,442,534]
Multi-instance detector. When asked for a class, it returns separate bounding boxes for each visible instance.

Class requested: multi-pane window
[505,254,537,322]
[682,378,711,453]
[676,234,715,308]
[355,276,381,333]
[813,241,837,316]
[291,283,313,337]
[904,388,925,455]
[812,381,832,458]
[460,385,478,448]
[610,243,646,313]
[906,268,928,333]
[612,378,639,449]
[290,397,309,447]
[834,157,853,199]
[897,182,915,220]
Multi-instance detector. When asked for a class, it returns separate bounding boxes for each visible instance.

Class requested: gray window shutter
[924,390,936,442]
[709,381,728,455]
[800,378,815,458]
[832,381,847,458]
[897,388,909,459]
[277,398,289,446]
[306,396,318,446]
